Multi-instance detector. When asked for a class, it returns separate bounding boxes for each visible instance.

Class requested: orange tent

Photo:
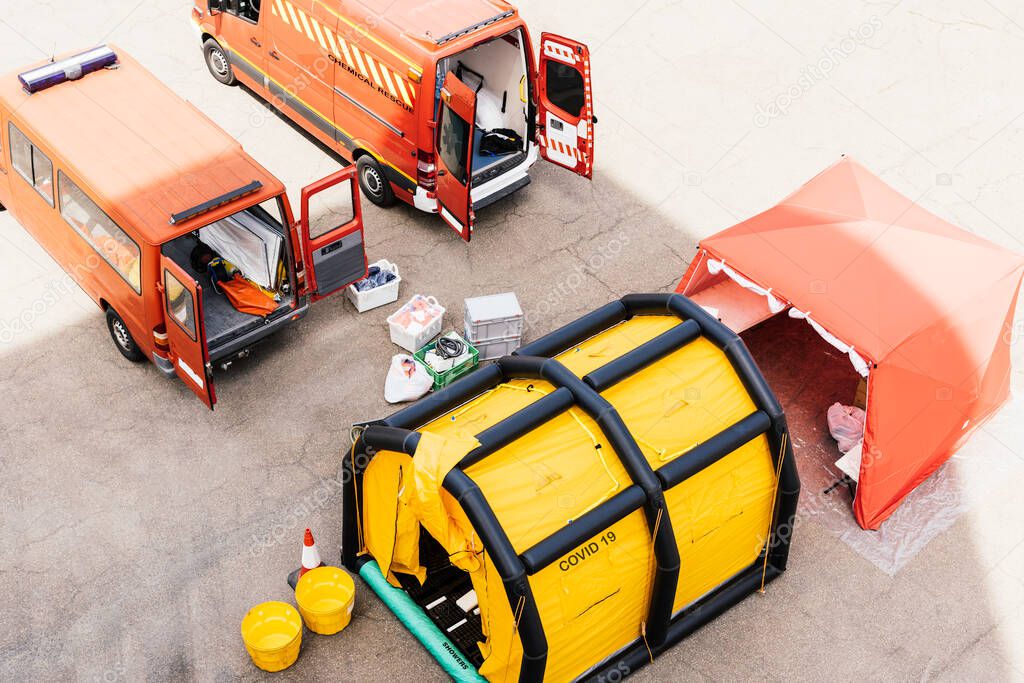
[677,157,1024,529]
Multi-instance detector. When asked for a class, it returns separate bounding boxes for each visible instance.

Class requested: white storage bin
[346,259,401,313]
[464,292,524,343]
[470,332,521,361]
[388,295,445,352]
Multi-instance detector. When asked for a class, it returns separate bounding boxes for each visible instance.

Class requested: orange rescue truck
[0,46,369,408]
[192,0,596,241]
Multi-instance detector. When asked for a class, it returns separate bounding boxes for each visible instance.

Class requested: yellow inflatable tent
[343,294,800,681]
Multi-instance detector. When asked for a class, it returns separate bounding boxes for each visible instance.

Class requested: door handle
[436,170,447,177]
[269,50,281,60]
[250,37,262,47]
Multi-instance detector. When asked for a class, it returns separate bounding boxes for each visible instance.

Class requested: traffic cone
[287,528,325,589]
[300,528,323,578]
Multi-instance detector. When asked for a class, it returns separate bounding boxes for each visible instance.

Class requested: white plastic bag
[827,403,866,453]
[475,89,504,131]
[384,355,432,404]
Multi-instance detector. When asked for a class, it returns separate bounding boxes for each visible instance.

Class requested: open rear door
[435,73,477,242]
[160,256,216,409]
[537,33,595,179]
[298,167,368,302]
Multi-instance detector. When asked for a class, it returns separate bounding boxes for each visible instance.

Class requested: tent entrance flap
[343,294,800,682]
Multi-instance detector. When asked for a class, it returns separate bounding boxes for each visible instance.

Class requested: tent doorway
[740,313,864,506]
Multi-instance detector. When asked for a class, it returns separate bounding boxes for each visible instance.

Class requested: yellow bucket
[240,601,302,672]
[294,566,355,635]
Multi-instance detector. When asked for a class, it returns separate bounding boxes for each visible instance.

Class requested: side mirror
[208,0,224,14]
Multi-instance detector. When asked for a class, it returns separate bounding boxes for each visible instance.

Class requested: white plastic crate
[387,295,445,352]
[346,259,401,313]
[469,332,521,361]
[464,292,524,343]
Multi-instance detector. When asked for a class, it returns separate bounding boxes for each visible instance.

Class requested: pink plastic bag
[827,403,866,452]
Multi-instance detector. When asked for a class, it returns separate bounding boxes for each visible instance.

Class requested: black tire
[356,155,395,207]
[106,309,145,363]
[203,39,236,86]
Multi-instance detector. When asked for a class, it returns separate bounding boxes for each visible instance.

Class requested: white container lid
[464,292,523,322]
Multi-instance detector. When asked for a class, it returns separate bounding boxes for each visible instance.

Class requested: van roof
[326,0,521,63]
[0,47,284,244]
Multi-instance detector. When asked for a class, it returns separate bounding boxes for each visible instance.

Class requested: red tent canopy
[677,158,1024,529]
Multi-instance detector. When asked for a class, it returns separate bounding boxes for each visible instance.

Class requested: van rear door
[297,167,368,302]
[536,33,595,179]
[160,256,216,409]
[434,73,477,242]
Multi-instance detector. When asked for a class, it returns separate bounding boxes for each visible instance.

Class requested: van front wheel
[356,156,395,207]
[203,39,236,86]
[106,309,145,363]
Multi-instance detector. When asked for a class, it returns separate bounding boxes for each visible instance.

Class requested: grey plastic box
[470,333,522,361]
[464,292,524,343]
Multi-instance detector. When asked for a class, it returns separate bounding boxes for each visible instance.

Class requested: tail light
[417,150,437,191]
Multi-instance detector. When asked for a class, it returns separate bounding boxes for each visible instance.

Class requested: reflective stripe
[310,16,329,51]
[324,29,341,58]
[364,53,384,88]
[312,0,421,76]
[178,358,205,389]
[297,9,316,42]
[350,44,369,76]
[273,0,287,23]
[271,0,419,113]
[336,33,354,65]
[394,78,412,108]
[284,2,301,28]
[380,66,398,98]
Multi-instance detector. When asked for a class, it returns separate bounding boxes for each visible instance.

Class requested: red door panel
[298,166,367,302]
[160,255,216,409]
[212,0,267,84]
[537,33,595,179]
[434,73,477,242]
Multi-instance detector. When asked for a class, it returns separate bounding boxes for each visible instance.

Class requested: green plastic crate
[414,333,479,390]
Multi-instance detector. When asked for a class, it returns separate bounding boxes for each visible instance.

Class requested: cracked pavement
[2,0,1024,680]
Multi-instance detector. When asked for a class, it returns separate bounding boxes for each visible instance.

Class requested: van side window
[545,62,585,118]
[226,0,260,23]
[164,270,197,340]
[58,172,142,294]
[9,123,54,205]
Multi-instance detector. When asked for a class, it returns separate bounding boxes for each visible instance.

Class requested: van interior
[437,28,530,183]
[161,199,295,357]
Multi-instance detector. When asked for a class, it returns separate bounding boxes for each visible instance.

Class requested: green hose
[359,560,486,682]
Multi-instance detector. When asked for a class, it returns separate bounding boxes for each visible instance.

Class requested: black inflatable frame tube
[584,319,702,391]
[520,484,647,574]
[493,355,681,647]
[343,293,800,681]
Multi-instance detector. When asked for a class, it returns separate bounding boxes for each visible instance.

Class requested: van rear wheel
[106,309,145,363]
[203,39,236,86]
[356,156,395,207]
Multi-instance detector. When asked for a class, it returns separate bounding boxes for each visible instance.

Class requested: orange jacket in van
[192,0,596,241]
[0,46,369,408]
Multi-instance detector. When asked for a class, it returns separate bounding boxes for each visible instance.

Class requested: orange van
[192,0,596,241]
[0,46,369,408]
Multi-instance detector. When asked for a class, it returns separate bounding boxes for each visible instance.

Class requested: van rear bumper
[471,143,539,210]
[410,143,539,215]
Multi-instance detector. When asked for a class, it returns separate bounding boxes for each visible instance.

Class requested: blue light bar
[18,46,118,94]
